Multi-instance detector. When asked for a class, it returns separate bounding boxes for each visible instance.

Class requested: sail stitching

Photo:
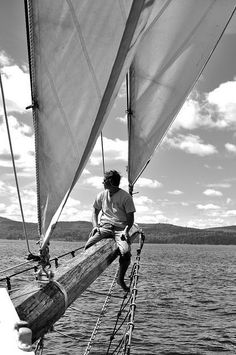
[66,0,102,100]
[40,55,80,156]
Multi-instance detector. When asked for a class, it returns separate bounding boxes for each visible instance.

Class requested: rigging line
[126,69,133,195]
[109,331,128,355]
[106,293,131,354]
[53,329,80,342]
[83,269,119,355]
[0,259,35,275]
[24,0,42,237]
[0,245,84,281]
[0,73,31,255]
[101,131,106,174]
[108,238,145,354]
[86,289,124,299]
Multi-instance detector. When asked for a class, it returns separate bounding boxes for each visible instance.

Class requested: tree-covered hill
[0,217,235,244]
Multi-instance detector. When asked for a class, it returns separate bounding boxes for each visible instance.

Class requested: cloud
[168,190,183,195]
[83,176,103,189]
[171,97,202,130]
[170,80,236,132]
[116,115,126,124]
[60,197,86,221]
[166,134,217,156]
[135,177,162,188]
[226,198,232,204]
[225,143,236,154]
[0,115,34,171]
[196,204,220,210]
[90,137,128,166]
[0,51,12,66]
[225,210,236,217]
[134,195,153,205]
[203,189,222,197]
[0,61,31,114]
[0,186,37,222]
[117,80,126,98]
[206,183,231,189]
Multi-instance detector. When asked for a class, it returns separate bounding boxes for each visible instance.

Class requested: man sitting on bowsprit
[85,170,136,293]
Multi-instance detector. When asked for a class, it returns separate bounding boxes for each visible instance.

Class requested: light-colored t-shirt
[93,189,136,228]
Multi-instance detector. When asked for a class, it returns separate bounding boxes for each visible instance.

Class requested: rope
[0,245,85,290]
[0,259,35,275]
[86,289,123,299]
[0,72,31,255]
[106,233,145,355]
[24,0,42,237]
[101,131,106,174]
[83,269,119,355]
[53,329,80,342]
[35,336,44,355]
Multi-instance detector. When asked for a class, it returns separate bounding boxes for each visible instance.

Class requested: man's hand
[91,226,100,236]
[121,226,129,242]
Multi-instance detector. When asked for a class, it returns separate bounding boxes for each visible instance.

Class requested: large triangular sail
[128,0,236,186]
[25,0,156,245]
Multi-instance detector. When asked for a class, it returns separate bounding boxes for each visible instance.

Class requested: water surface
[0,240,235,354]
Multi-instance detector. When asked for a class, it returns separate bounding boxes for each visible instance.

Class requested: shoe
[117,279,130,293]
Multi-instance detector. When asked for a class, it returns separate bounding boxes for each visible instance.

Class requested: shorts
[85,223,131,256]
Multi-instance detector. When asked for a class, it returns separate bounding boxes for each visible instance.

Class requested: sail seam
[66,0,102,101]
[41,55,80,156]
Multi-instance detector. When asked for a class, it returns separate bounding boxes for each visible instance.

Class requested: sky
[1,1,236,229]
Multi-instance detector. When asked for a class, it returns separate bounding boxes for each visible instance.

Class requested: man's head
[103,170,121,189]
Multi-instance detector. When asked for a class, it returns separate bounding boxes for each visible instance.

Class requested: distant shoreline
[0,217,236,245]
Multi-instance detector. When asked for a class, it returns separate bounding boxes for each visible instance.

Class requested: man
[85,170,136,292]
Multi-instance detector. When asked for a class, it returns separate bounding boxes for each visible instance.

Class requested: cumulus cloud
[171,80,236,133]
[60,197,85,221]
[83,176,103,189]
[226,198,232,204]
[166,134,217,156]
[225,210,236,217]
[206,183,231,189]
[203,189,222,197]
[116,115,126,124]
[117,80,127,99]
[135,177,162,188]
[90,137,128,166]
[0,59,31,114]
[168,190,183,195]
[225,143,236,153]
[196,203,220,210]
[0,115,34,171]
[0,51,12,67]
[133,195,153,205]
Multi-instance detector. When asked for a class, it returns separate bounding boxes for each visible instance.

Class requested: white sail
[26,0,157,244]
[128,0,236,186]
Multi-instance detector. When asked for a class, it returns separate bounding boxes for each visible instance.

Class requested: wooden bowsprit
[12,226,141,344]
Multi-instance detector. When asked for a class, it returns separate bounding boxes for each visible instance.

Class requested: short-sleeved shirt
[93,189,136,228]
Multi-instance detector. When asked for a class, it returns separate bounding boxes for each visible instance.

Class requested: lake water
[0,240,236,354]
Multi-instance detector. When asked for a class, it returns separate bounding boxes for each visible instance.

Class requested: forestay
[26,0,156,246]
[128,0,236,186]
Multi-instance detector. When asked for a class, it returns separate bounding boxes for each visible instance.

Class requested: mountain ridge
[0,216,236,244]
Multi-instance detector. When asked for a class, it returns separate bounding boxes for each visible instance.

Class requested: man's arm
[126,212,134,233]
[92,207,100,228]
